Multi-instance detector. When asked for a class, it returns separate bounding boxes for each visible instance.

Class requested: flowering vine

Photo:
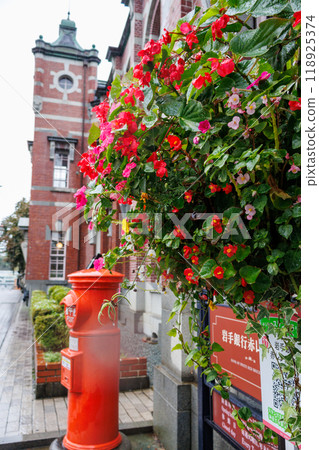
[75,0,301,445]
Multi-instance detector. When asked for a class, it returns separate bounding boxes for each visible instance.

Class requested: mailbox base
[50,433,132,450]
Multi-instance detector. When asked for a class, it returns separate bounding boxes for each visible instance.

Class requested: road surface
[0,289,21,351]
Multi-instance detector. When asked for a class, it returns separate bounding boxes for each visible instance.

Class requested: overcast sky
[0,0,128,223]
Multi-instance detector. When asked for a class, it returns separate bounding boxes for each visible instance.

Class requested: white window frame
[53,150,69,188]
[49,230,66,280]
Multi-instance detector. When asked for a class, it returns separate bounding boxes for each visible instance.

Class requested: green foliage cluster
[0,198,29,273]
[31,288,69,351]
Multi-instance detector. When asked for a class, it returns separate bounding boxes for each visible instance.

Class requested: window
[58,75,73,90]
[49,231,65,279]
[53,150,69,188]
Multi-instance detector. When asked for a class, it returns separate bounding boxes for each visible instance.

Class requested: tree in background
[0,198,29,273]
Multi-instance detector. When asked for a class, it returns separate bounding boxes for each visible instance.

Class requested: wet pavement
[0,289,160,449]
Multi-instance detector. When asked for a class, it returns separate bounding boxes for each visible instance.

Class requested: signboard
[259,316,300,445]
[210,306,261,401]
[213,391,276,450]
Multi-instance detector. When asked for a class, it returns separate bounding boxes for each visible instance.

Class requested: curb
[0,421,153,449]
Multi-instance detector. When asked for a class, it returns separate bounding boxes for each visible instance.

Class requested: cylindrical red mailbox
[60,268,124,450]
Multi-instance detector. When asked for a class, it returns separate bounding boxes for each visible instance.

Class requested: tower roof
[32,17,100,64]
[51,18,83,50]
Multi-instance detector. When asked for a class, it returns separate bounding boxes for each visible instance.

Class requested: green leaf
[142,110,158,128]
[284,249,301,273]
[230,18,291,57]
[215,77,236,98]
[239,266,261,284]
[144,162,155,173]
[278,224,293,239]
[238,407,252,421]
[197,7,219,26]
[267,263,279,276]
[88,123,101,146]
[227,0,258,15]
[235,246,251,262]
[290,0,301,11]
[200,259,216,278]
[171,343,183,351]
[109,75,122,101]
[214,154,229,169]
[253,272,271,293]
[167,328,177,337]
[157,95,185,117]
[179,118,200,132]
[251,0,290,17]
[212,342,224,352]
[253,195,268,213]
[181,99,210,123]
[222,261,237,279]
[246,154,260,171]
[206,370,218,382]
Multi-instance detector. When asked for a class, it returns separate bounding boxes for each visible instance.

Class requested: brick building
[26,17,103,292]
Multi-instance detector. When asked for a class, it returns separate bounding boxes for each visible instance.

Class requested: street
[0,289,21,351]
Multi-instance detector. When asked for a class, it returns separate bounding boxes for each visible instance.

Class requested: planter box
[34,344,149,398]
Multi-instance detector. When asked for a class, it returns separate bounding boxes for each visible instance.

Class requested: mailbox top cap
[67,268,124,284]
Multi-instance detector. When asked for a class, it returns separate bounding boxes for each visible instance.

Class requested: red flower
[173,226,186,239]
[217,59,235,77]
[192,245,199,254]
[223,244,238,258]
[293,11,301,27]
[241,278,247,287]
[180,22,192,35]
[214,266,224,279]
[211,215,223,234]
[223,183,233,194]
[289,98,301,111]
[183,245,192,259]
[211,14,230,41]
[191,255,199,265]
[172,207,179,213]
[208,58,220,72]
[167,135,182,151]
[161,28,171,45]
[184,268,199,285]
[209,183,221,193]
[140,123,146,131]
[192,72,212,89]
[154,160,168,178]
[162,270,174,280]
[184,190,193,203]
[146,152,158,163]
[186,32,199,49]
[243,290,255,304]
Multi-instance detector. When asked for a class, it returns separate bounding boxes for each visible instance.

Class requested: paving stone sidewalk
[0,300,154,446]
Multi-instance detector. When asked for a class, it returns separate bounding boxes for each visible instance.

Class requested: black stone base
[35,382,67,399]
[120,375,149,392]
[50,433,132,450]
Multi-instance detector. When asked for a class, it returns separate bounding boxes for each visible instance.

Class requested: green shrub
[34,311,69,350]
[44,351,62,363]
[31,289,69,351]
[49,286,70,304]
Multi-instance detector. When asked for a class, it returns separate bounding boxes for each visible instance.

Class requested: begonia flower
[246,102,256,115]
[243,290,255,304]
[198,120,211,133]
[245,204,256,220]
[184,191,193,203]
[94,257,104,271]
[288,164,301,174]
[228,116,240,130]
[246,72,271,89]
[214,266,224,279]
[289,99,301,111]
[236,173,250,185]
[74,186,87,210]
[293,11,301,27]
[223,245,238,258]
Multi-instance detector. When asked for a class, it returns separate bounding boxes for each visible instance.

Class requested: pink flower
[228,116,240,130]
[227,94,240,107]
[242,129,250,139]
[180,22,192,35]
[122,162,137,178]
[246,102,256,115]
[262,95,268,105]
[94,257,104,271]
[193,136,200,145]
[236,173,250,185]
[245,204,256,220]
[74,186,87,210]
[115,180,127,191]
[100,122,114,147]
[110,193,121,201]
[288,164,301,174]
[246,72,271,89]
[285,153,290,160]
[88,221,94,230]
[198,120,211,133]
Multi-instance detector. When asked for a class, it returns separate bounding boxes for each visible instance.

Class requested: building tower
[26,17,100,292]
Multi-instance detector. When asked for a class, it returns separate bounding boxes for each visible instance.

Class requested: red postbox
[59,268,124,450]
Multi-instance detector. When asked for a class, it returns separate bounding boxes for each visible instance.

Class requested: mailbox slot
[61,349,83,393]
